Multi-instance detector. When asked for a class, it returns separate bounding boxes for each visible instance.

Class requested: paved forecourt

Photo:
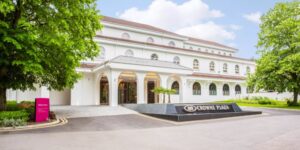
[1,107,300,150]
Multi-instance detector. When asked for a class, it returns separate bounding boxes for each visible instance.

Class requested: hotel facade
[7,16,257,106]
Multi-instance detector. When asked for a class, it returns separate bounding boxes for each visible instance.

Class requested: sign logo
[181,104,232,113]
[183,105,197,112]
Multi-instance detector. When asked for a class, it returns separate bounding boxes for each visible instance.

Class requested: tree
[0,0,102,110]
[165,88,176,103]
[248,1,300,105]
[152,87,166,103]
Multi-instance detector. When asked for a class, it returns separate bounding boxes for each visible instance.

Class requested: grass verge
[216,99,300,110]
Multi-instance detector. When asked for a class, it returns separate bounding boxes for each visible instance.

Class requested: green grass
[216,98,300,110]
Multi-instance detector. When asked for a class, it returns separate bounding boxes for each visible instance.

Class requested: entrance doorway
[100,76,109,105]
[147,81,155,103]
[118,72,137,104]
[145,73,160,103]
[118,81,137,104]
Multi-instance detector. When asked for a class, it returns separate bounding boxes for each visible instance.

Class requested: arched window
[223,84,230,96]
[218,51,221,55]
[193,59,199,69]
[96,46,105,59]
[171,81,179,94]
[193,82,201,95]
[147,37,154,43]
[125,49,134,57]
[198,48,201,51]
[209,83,217,95]
[246,66,251,74]
[235,65,240,74]
[223,52,226,56]
[223,63,228,73]
[209,61,215,72]
[189,47,193,50]
[121,32,130,39]
[173,56,180,64]
[235,85,241,94]
[151,53,158,60]
[168,41,175,47]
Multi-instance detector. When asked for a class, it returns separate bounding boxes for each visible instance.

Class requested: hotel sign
[176,104,236,114]
[35,98,50,122]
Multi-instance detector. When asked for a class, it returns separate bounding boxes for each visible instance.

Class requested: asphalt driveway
[1,107,300,150]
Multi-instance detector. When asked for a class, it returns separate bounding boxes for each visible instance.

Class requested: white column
[108,70,120,107]
[94,73,100,106]
[217,82,223,97]
[229,83,235,98]
[180,76,187,103]
[241,83,247,97]
[136,72,146,104]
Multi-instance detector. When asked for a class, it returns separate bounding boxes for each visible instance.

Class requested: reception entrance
[100,76,109,105]
[145,73,160,104]
[147,81,155,103]
[118,72,137,104]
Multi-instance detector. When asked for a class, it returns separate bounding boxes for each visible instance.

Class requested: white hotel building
[7,16,257,106]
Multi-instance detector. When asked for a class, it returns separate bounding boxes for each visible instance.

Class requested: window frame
[173,56,180,64]
[151,53,158,60]
[223,84,230,96]
[235,85,241,94]
[171,81,180,94]
[192,82,201,95]
[125,49,134,57]
[193,59,199,70]
[209,83,217,95]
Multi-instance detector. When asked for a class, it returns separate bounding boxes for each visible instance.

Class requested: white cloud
[229,24,242,30]
[118,0,237,43]
[243,11,262,24]
[119,0,223,30]
[176,21,235,43]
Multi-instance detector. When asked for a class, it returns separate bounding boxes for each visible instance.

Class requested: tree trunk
[292,89,298,105]
[168,94,171,103]
[0,87,7,111]
[163,94,165,103]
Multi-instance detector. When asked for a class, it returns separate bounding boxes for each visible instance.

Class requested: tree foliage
[248,1,300,104]
[152,87,176,103]
[0,0,102,110]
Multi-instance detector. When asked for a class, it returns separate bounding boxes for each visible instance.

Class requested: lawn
[216,97,300,110]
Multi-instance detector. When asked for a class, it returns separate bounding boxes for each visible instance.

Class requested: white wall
[50,89,71,105]
[71,73,97,105]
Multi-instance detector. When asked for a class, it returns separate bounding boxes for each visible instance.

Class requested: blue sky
[96,0,290,59]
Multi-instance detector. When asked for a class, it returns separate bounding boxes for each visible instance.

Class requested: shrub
[287,100,300,106]
[258,99,272,105]
[18,101,35,109]
[0,118,27,127]
[49,111,56,120]
[6,101,19,111]
[17,101,35,121]
[0,110,29,121]
[0,110,29,127]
